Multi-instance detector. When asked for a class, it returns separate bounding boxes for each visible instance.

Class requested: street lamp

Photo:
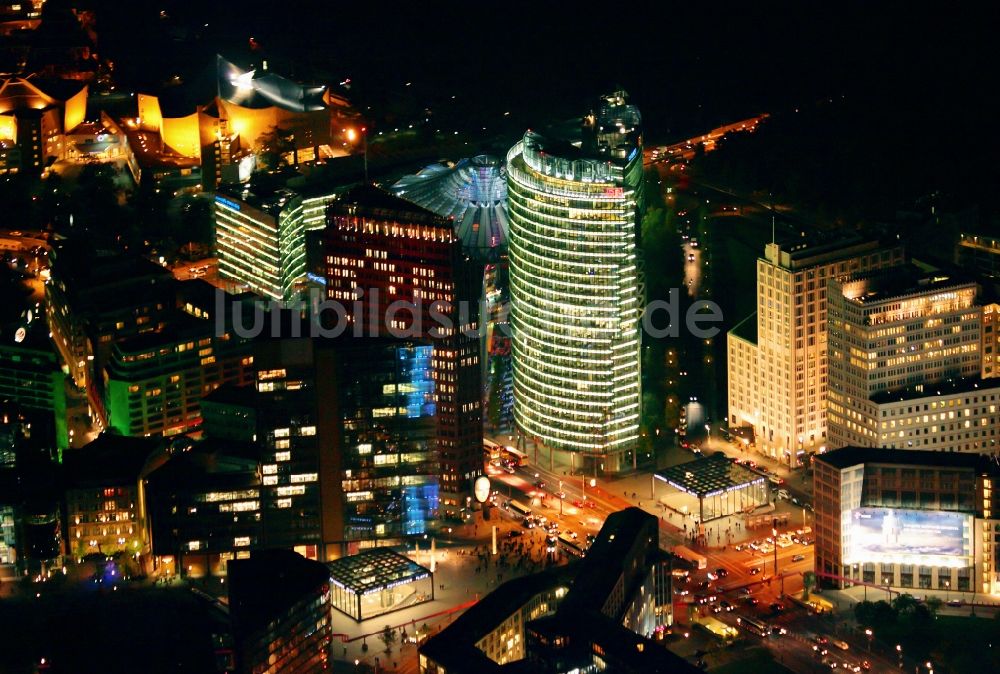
[896,644,903,669]
[865,628,872,652]
[558,480,563,516]
[583,477,596,502]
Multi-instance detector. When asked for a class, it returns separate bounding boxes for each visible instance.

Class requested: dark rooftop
[419,566,575,673]
[869,376,1000,405]
[558,507,657,618]
[838,264,976,305]
[228,549,330,637]
[63,433,161,488]
[815,446,1000,472]
[655,453,765,498]
[330,184,449,227]
[730,312,757,343]
[327,548,431,596]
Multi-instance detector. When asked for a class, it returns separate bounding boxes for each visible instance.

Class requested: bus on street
[673,545,707,569]
[736,614,770,638]
[502,446,528,467]
[507,499,532,518]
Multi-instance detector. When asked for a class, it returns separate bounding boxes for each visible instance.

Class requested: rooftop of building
[958,232,1000,249]
[557,507,657,617]
[216,182,301,217]
[419,565,576,673]
[765,232,893,270]
[329,183,449,227]
[121,126,201,171]
[0,75,85,111]
[63,433,161,488]
[327,547,432,596]
[869,376,1000,405]
[107,311,222,357]
[390,155,508,260]
[729,312,757,344]
[0,315,53,353]
[201,383,258,409]
[50,243,174,289]
[228,549,330,638]
[528,610,701,674]
[654,452,765,498]
[141,436,260,485]
[815,446,1000,473]
[838,264,977,305]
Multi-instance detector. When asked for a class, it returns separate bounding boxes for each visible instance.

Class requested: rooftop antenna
[771,214,776,244]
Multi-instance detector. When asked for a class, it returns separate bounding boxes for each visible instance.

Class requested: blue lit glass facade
[341,342,439,541]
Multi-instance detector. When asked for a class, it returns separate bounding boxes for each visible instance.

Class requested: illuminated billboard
[846,507,972,567]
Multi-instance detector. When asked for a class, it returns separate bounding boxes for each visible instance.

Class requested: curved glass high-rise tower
[507,91,643,474]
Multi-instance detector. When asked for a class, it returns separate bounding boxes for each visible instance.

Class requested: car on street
[744,596,759,606]
[777,489,790,500]
[507,530,523,538]
[710,603,723,614]
[769,602,784,613]
[535,480,546,489]
[573,500,586,508]
[715,567,729,578]
[813,635,829,645]
[830,638,850,651]
[749,566,762,575]
[860,661,871,671]
[792,554,806,562]
[947,599,963,607]
[719,600,733,611]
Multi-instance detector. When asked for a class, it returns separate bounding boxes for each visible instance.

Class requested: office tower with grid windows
[506,90,643,475]
[727,236,904,466]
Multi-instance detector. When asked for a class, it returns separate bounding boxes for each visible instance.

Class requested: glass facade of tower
[506,92,643,474]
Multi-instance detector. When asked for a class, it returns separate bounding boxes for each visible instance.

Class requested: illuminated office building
[827,266,992,449]
[813,446,1000,595]
[103,315,254,438]
[0,316,69,450]
[207,335,440,561]
[228,549,331,674]
[726,236,904,465]
[0,75,87,175]
[326,186,482,518]
[506,90,643,474]
[214,185,338,301]
[142,437,262,577]
[63,434,155,560]
[45,245,175,420]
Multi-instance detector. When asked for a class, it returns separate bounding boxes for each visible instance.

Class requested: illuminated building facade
[45,245,175,422]
[0,75,86,175]
[326,186,482,518]
[212,335,441,561]
[63,434,154,560]
[214,186,338,301]
[982,302,1000,379]
[142,438,262,577]
[103,315,254,437]
[727,236,904,465]
[726,314,758,439]
[135,56,356,188]
[956,232,1000,285]
[391,155,509,262]
[813,447,1000,596]
[0,317,69,450]
[229,549,331,674]
[506,91,643,475]
[827,267,986,448]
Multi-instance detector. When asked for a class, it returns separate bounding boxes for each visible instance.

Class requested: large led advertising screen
[846,507,972,566]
